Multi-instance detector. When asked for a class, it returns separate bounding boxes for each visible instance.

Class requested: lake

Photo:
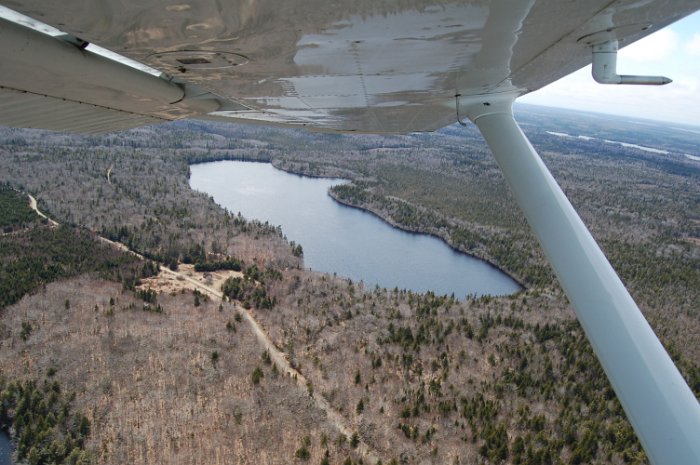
[0,431,12,465]
[189,161,520,297]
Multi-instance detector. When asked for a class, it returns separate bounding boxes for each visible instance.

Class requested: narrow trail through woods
[25,193,381,464]
[27,194,59,227]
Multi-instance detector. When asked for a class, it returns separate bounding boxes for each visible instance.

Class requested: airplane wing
[0,0,698,134]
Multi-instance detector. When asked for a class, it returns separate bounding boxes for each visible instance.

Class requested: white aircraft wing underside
[1,0,699,134]
[0,86,165,134]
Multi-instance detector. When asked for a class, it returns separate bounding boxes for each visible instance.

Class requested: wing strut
[462,95,700,465]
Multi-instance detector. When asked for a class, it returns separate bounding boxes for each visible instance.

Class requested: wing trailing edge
[0,14,247,133]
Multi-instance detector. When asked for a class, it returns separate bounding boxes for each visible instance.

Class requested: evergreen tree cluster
[194,257,243,272]
[221,265,281,310]
[0,225,151,309]
[0,377,91,465]
[0,186,40,233]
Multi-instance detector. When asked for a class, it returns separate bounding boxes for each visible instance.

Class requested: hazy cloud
[621,29,680,61]
[686,33,700,56]
[519,65,700,127]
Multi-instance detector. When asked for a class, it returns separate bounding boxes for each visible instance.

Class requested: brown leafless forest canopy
[0,104,698,465]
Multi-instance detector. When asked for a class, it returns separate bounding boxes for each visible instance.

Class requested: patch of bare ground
[137,264,243,296]
[0,277,366,465]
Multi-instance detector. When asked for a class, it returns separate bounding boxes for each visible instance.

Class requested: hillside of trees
[0,191,366,465]
[0,187,158,309]
[0,105,698,464]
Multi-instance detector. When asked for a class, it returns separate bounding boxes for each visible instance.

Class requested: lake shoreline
[326,188,525,291]
[189,156,524,292]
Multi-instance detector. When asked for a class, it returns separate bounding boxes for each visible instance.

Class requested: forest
[0,104,698,464]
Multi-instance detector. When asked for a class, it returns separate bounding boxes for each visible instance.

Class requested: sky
[520,10,700,127]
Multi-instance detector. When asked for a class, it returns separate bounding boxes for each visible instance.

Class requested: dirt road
[25,193,381,463]
[27,194,59,227]
[158,266,381,462]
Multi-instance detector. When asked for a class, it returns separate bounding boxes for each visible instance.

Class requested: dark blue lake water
[0,431,12,465]
[190,161,520,297]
